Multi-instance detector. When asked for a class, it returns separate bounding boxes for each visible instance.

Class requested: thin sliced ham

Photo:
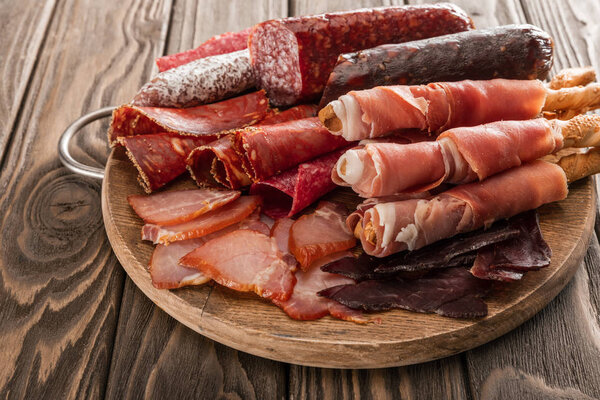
[358,161,568,257]
[180,229,296,301]
[250,148,349,219]
[273,253,367,323]
[289,202,356,270]
[149,214,270,289]
[128,188,240,225]
[323,79,547,141]
[141,195,261,245]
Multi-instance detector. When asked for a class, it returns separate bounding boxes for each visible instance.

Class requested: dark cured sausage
[318,25,554,107]
[249,4,474,106]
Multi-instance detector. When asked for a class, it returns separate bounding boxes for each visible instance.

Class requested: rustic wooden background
[1,0,599,398]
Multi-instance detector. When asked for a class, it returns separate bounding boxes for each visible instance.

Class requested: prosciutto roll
[334,119,564,197]
[357,161,568,257]
[320,79,547,141]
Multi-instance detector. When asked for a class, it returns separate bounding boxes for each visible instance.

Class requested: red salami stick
[156,28,252,72]
[108,90,268,145]
[249,4,474,106]
[250,148,349,218]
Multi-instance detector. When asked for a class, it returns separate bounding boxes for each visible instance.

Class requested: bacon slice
[250,148,348,219]
[289,202,356,270]
[108,91,269,145]
[270,218,295,254]
[358,161,568,257]
[141,195,261,245]
[128,188,240,225]
[318,267,492,318]
[156,28,252,72]
[323,79,547,141]
[149,213,270,289]
[234,117,349,182]
[118,134,215,192]
[180,229,296,301]
[186,105,318,189]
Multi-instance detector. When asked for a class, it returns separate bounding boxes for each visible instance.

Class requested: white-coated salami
[132,50,254,108]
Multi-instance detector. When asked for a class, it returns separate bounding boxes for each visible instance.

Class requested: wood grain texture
[0,0,171,398]
[0,0,56,161]
[104,1,290,398]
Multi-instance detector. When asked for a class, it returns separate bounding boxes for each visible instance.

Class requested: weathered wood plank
[0,0,171,398]
[106,279,287,400]
[462,1,600,399]
[104,1,289,399]
[0,0,57,163]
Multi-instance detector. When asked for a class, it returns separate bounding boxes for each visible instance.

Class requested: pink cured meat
[358,161,568,257]
[234,117,349,182]
[108,90,269,145]
[156,28,252,72]
[118,133,214,192]
[149,213,270,289]
[186,105,319,189]
[249,4,474,106]
[141,195,261,245]
[179,229,296,301]
[334,119,563,197]
[128,188,240,225]
[332,79,547,141]
[289,202,356,270]
[250,148,349,219]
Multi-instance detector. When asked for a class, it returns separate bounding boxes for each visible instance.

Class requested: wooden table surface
[1,0,599,398]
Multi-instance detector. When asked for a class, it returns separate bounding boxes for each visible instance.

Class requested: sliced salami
[249,4,474,106]
[250,148,349,218]
[118,133,214,192]
[156,28,252,72]
[133,50,255,108]
[108,90,268,145]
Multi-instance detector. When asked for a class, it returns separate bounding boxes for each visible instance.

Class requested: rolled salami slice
[234,117,349,182]
[132,50,254,108]
[119,133,214,192]
[356,160,568,257]
[186,104,318,189]
[108,90,268,145]
[249,4,474,106]
[156,28,251,72]
[319,24,553,107]
[250,148,349,219]
[320,79,547,141]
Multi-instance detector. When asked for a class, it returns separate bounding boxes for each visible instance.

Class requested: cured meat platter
[102,146,594,368]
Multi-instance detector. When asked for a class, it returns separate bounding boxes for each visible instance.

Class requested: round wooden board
[102,147,596,369]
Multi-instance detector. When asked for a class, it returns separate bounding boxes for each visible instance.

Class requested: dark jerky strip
[108,90,269,145]
[249,4,473,106]
[471,211,550,281]
[249,148,349,218]
[186,105,319,189]
[319,24,553,107]
[234,117,349,182]
[118,133,213,193]
[318,267,492,318]
[373,220,520,274]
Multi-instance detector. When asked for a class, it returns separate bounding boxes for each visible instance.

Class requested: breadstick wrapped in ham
[320,74,600,141]
[334,115,600,197]
[355,160,569,257]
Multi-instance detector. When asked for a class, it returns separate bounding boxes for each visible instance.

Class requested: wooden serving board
[102,146,596,369]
